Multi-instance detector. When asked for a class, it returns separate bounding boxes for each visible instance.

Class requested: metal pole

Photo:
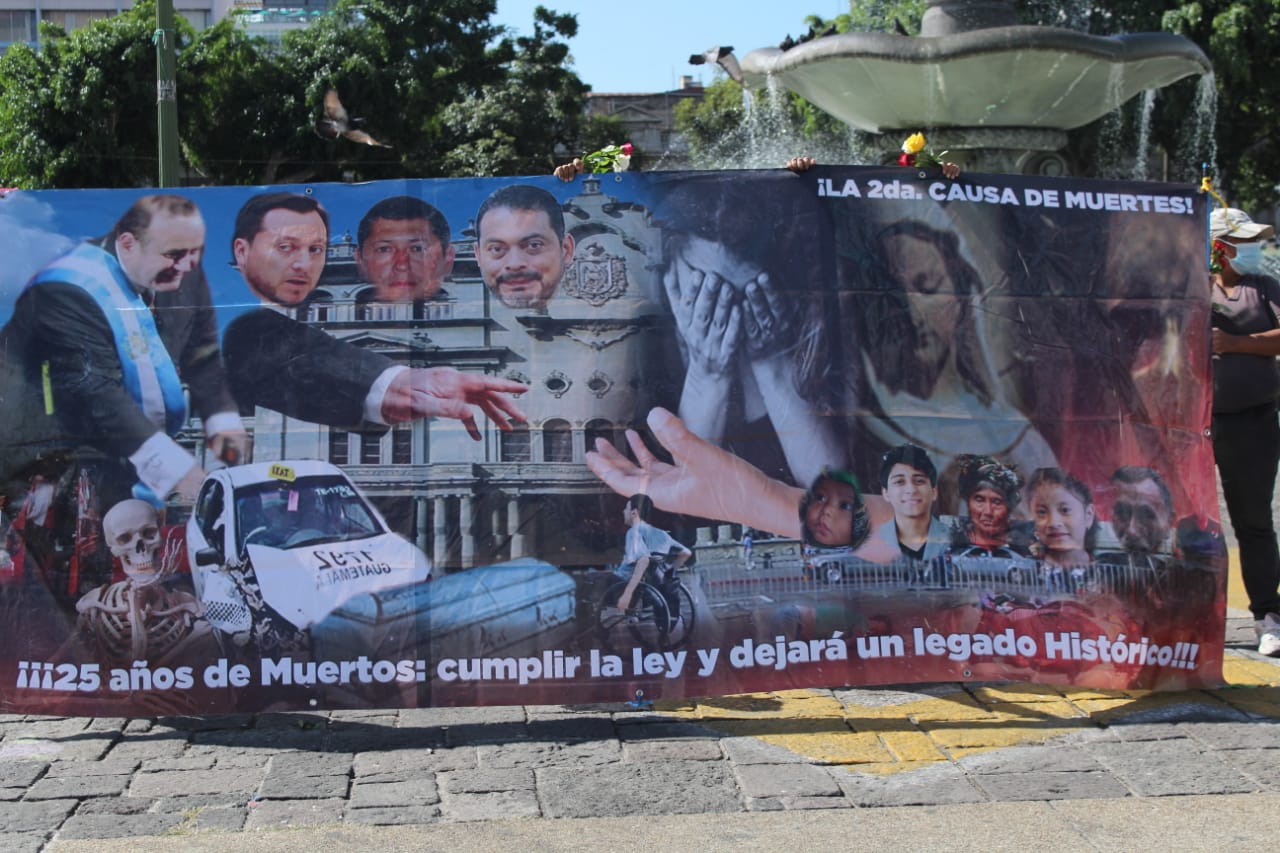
[155,0,180,187]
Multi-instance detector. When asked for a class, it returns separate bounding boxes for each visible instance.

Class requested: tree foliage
[673,77,748,162]
[437,6,588,177]
[1158,2,1280,211]
[0,1,191,188]
[0,0,592,188]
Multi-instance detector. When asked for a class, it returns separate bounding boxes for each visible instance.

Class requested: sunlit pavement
[7,547,1280,850]
[662,548,1280,771]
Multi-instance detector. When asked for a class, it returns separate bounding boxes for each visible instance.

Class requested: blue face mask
[1228,242,1267,276]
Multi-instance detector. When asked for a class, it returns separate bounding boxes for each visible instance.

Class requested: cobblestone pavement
[0,613,1278,851]
[0,479,1270,850]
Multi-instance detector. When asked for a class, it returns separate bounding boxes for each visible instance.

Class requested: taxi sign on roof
[268,463,296,482]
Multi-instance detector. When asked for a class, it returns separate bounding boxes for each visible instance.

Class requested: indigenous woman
[949,454,1032,558]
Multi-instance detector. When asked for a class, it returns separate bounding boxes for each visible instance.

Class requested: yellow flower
[903,132,926,154]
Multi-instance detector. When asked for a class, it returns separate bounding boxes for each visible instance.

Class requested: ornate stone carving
[563,242,628,306]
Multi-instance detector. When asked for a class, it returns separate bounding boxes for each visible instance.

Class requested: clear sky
[492,0,850,94]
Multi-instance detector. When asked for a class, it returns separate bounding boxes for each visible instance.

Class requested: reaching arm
[381,367,527,438]
[554,158,585,181]
[586,407,804,539]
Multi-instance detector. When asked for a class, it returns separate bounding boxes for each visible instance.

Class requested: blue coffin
[310,558,577,662]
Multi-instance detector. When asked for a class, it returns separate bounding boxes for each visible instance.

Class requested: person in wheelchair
[613,494,691,616]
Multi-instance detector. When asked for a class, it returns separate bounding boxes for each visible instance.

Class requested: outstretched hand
[382,367,527,439]
[585,407,803,538]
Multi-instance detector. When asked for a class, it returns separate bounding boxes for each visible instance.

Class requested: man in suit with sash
[0,195,247,596]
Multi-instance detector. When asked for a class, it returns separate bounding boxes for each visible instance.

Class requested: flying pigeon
[314,89,392,148]
[688,45,742,84]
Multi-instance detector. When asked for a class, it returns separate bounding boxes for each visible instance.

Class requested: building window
[500,425,531,462]
[543,370,571,398]
[328,430,349,465]
[392,427,412,465]
[584,419,616,454]
[179,10,211,30]
[305,292,334,322]
[0,11,35,42]
[414,299,454,321]
[360,434,381,465]
[542,419,573,463]
[41,10,110,31]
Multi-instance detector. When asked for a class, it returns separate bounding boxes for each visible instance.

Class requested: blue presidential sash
[30,242,188,436]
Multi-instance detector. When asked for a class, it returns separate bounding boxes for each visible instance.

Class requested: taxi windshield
[234,475,384,552]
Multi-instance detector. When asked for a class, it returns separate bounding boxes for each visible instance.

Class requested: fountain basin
[739,28,1211,133]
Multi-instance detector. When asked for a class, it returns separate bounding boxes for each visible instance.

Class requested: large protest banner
[0,167,1221,715]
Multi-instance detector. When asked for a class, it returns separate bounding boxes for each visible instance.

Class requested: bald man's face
[1112,478,1171,555]
[117,212,205,294]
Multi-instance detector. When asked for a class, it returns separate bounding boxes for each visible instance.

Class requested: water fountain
[705,0,1212,175]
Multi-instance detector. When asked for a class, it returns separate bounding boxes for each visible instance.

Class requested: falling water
[667,2,1211,180]
[1175,74,1218,186]
[678,76,877,171]
[1132,89,1157,181]
[1092,65,1132,181]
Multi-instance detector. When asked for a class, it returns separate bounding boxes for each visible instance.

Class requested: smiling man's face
[475,206,574,310]
[233,208,328,307]
[883,463,936,523]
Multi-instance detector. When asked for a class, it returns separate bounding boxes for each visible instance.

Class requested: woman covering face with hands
[654,177,845,490]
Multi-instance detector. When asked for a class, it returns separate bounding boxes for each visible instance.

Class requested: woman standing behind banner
[1208,207,1280,656]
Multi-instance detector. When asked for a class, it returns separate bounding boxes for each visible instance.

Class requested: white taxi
[185,460,432,636]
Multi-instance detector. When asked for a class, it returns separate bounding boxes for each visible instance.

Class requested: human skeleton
[75,499,213,666]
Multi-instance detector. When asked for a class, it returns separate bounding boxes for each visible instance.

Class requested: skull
[102,499,163,585]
